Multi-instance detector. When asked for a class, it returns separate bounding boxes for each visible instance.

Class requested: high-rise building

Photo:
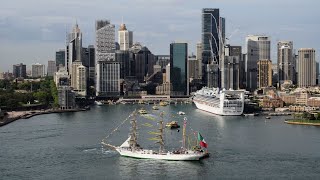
[277,41,294,84]
[170,42,188,96]
[95,20,120,97]
[31,63,45,78]
[66,23,82,75]
[76,65,87,96]
[47,60,56,77]
[87,45,95,84]
[201,8,225,88]
[317,62,319,85]
[54,67,69,87]
[257,59,272,88]
[245,35,271,91]
[196,42,203,80]
[13,63,26,78]
[71,60,82,90]
[129,43,155,83]
[116,50,131,79]
[55,49,65,68]
[155,55,170,70]
[188,55,199,81]
[58,86,75,110]
[221,45,241,90]
[118,23,133,51]
[297,48,316,87]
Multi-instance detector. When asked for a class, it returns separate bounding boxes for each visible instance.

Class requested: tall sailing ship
[102,111,209,161]
[193,87,245,116]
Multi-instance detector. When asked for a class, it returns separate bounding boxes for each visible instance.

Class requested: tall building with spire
[66,23,82,75]
[118,23,133,51]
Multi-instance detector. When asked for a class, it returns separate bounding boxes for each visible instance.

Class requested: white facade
[118,24,133,50]
[96,60,120,96]
[76,65,87,96]
[71,60,82,90]
[47,60,56,77]
[31,63,45,78]
[54,67,69,87]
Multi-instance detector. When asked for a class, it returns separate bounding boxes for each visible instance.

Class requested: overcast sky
[1,0,319,72]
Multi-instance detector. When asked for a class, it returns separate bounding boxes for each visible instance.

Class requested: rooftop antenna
[121,16,124,24]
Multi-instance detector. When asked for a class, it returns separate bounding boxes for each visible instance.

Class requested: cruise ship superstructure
[193,87,245,116]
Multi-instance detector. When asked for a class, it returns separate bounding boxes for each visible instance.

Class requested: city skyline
[1,0,320,72]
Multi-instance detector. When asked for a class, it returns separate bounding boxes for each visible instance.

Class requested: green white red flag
[197,132,208,148]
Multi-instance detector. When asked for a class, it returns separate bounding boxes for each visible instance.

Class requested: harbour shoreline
[0,108,89,127]
[284,120,320,126]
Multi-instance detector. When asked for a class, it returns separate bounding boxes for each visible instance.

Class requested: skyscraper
[201,8,225,88]
[55,49,65,68]
[31,63,45,78]
[277,41,294,84]
[118,23,133,51]
[95,20,120,97]
[71,60,82,90]
[47,60,56,77]
[221,45,241,90]
[245,35,271,91]
[66,23,82,75]
[130,44,155,83]
[76,65,87,96]
[257,59,272,88]
[196,42,203,80]
[170,42,188,96]
[297,48,316,87]
[87,45,95,84]
[13,63,26,78]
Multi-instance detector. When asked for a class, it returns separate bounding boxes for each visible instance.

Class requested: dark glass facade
[13,63,26,78]
[202,8,219,64]
[55,50,65,68]
[170,43,188,96]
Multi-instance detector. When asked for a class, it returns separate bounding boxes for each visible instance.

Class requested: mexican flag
[198,132,208,148]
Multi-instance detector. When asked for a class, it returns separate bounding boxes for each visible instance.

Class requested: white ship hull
[193,100,243,116]
[116,148,206,161]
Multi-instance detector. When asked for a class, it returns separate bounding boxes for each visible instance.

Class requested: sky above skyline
[1,0,320,72]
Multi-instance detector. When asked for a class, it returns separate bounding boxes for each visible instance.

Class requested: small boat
[138,109,148,114]
[178,111,186,115]
[166,121,180,129]
[159,101,168,106]
[265,116,271,119]
[95,101,103,106]
[152,106,159,110]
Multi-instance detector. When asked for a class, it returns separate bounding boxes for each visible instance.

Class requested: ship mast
[157,112,165,154]
[129,111,138,151]
[182,117,187,150]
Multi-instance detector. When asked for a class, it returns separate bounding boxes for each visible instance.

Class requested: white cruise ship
[193,87,245,116]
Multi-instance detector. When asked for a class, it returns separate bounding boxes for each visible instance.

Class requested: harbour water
[1,104,320,179]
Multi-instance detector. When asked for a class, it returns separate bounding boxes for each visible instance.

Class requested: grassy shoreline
[285,119,320,126]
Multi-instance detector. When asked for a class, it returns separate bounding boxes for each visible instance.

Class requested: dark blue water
[1,104,320,179]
